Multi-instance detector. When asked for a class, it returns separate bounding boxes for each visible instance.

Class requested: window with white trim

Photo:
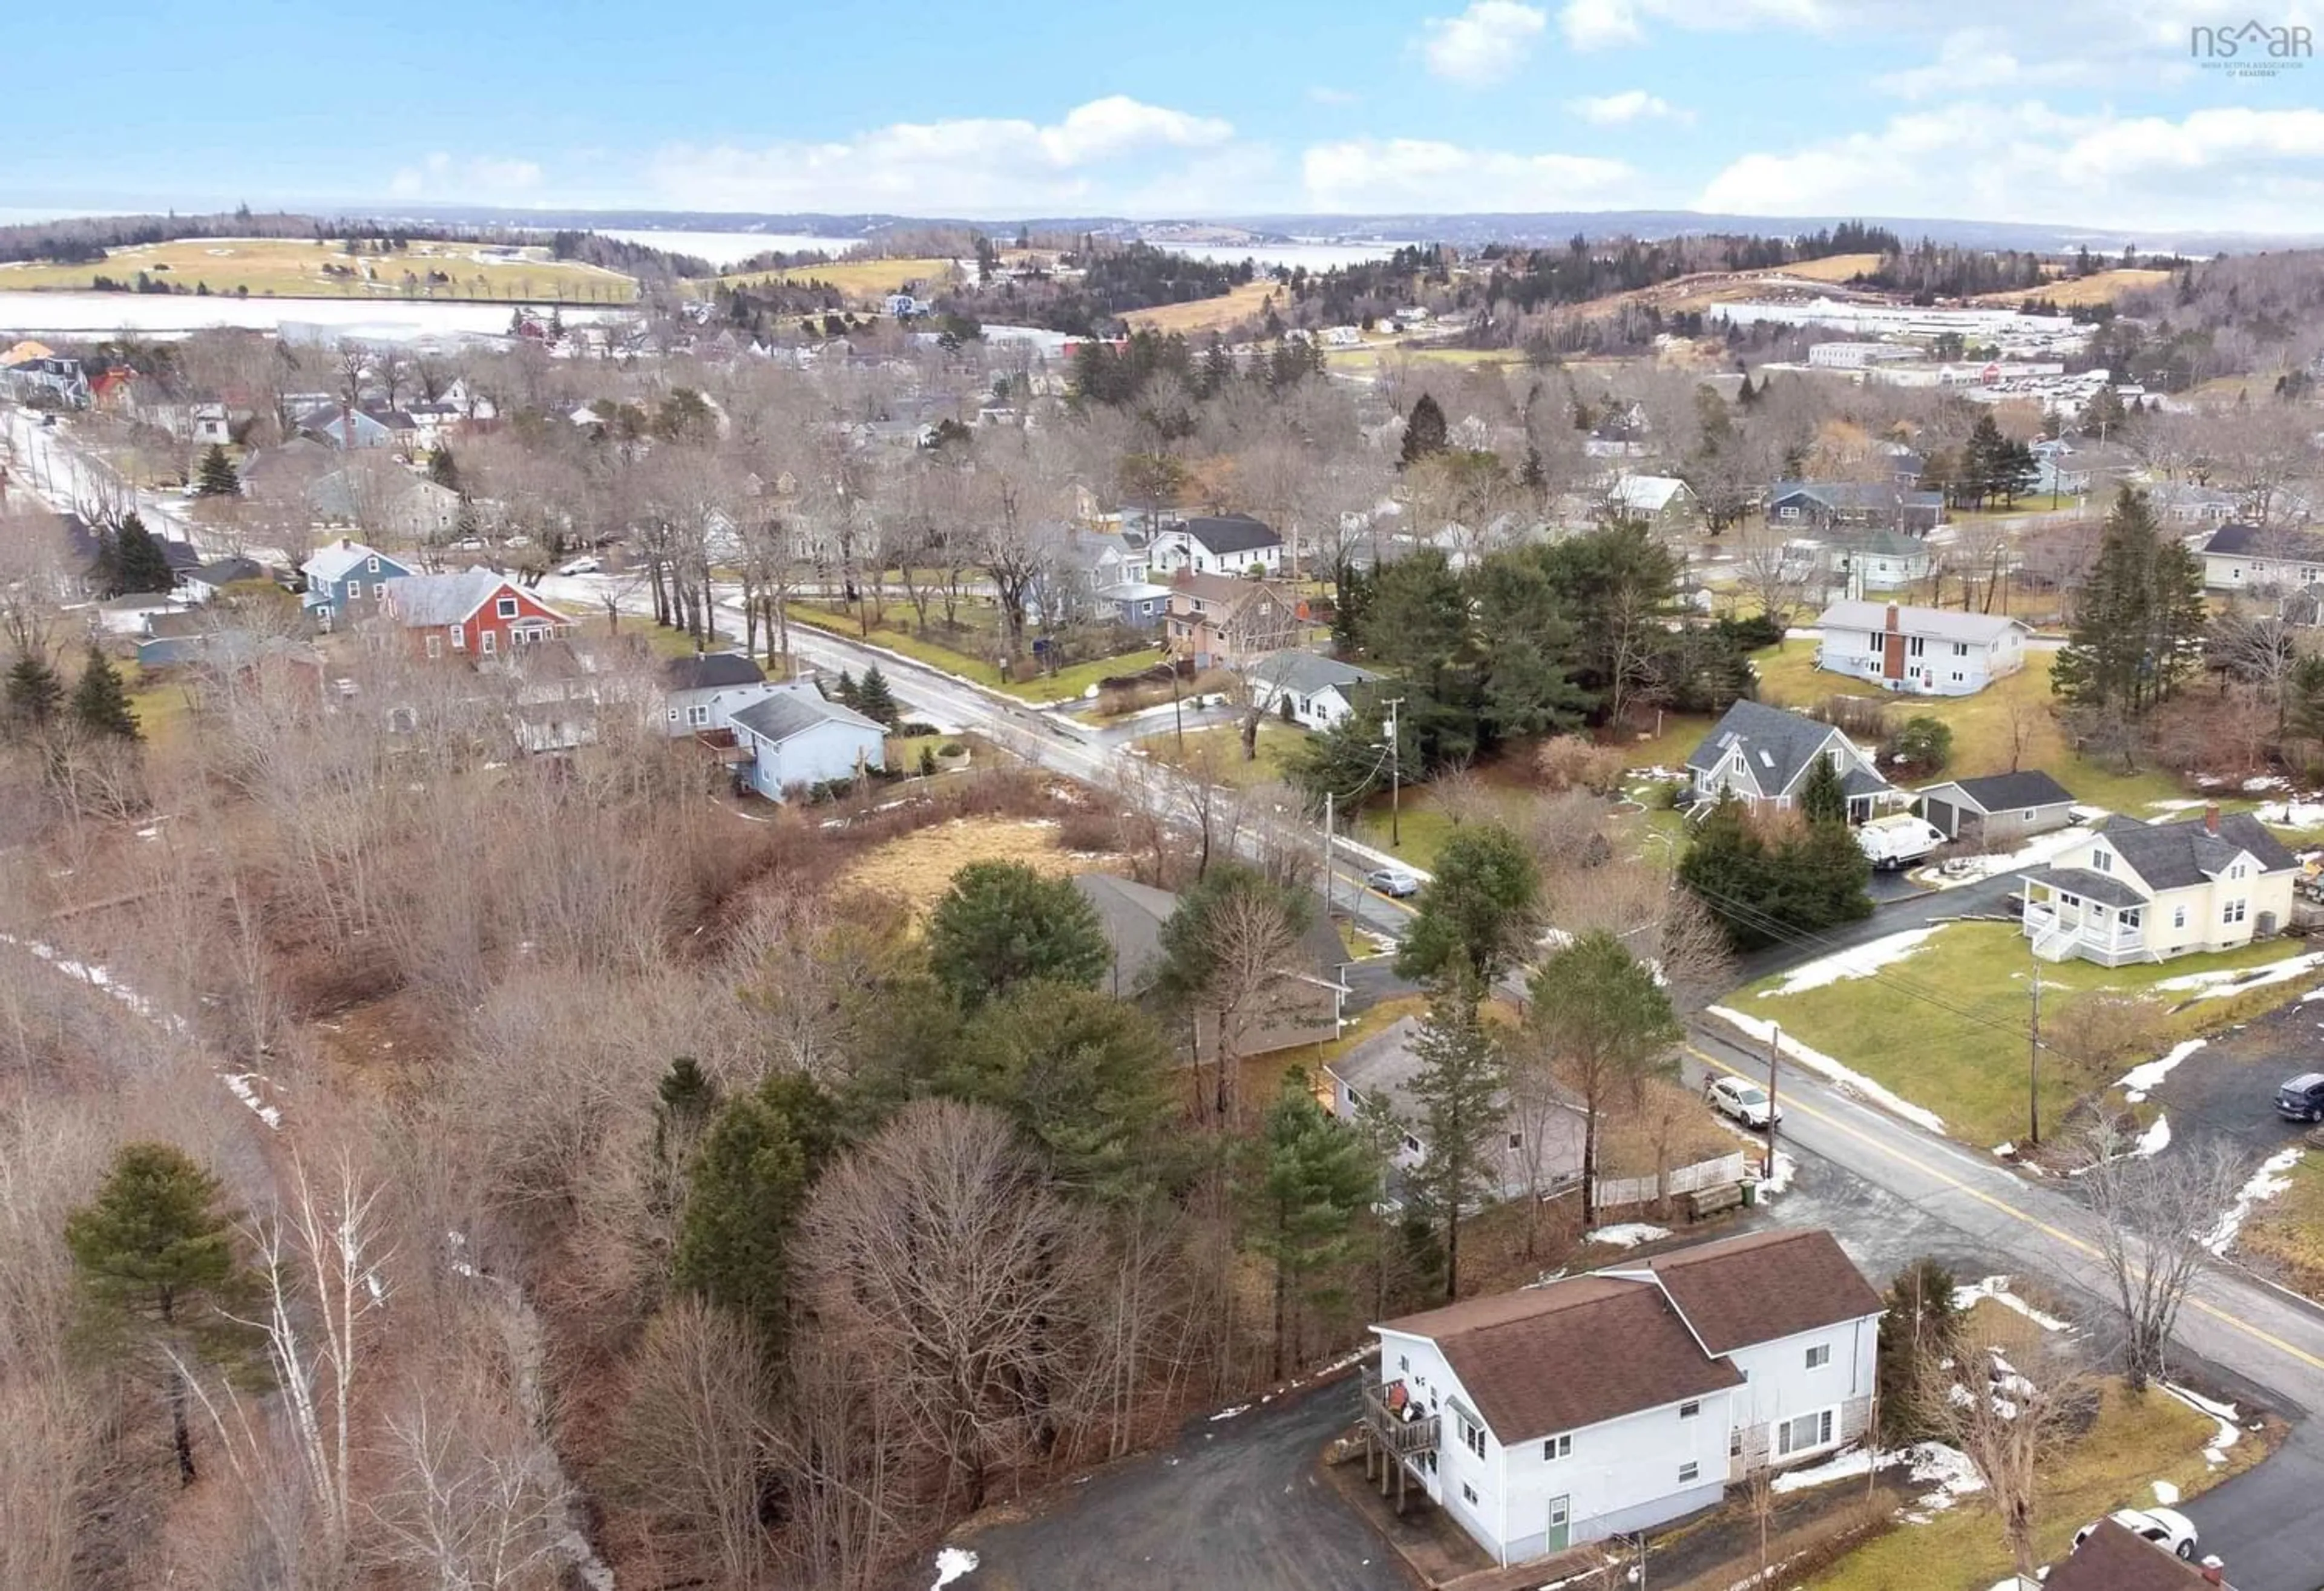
[479,630,496,655]
[1679,1400,1700,1419]
[450,623,464,651]
[2225,898,2248,925]
[1462,1483,1478,1504]
[2092,849,2112,873]
[1457,1414,1485,1458]
[2228,862,2248,880]
[1543,1433,1571,1461]
[1507,1131,1523,1150]
[425,634,442,659]
[1777,1409,1835,1456]
[1805,1343,1831,1370]
[2173,904,2187,929]
[496,596,519,618]
[1679,1461,1700,1484]
[686,704,711,727]
[1403,1133,1421,1153]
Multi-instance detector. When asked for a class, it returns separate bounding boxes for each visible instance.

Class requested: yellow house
[2020,807,2298,966]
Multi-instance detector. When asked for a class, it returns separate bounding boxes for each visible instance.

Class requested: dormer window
[2091,850,2111,874]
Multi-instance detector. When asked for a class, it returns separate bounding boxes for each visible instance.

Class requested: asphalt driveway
[958,1379,1414,1591]
[2145,991,2324,1159]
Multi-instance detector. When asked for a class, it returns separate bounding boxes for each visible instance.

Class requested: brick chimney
[2205,802,2221,836]
[1885,602,1901,633]
[2202,1567,2224,1587]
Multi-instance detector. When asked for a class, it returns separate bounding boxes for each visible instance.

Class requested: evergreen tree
[65,1143,261,1485]
[2052,486,2205,717]
[73,644,140,741]
[1679,792,1871,950]
[955,980,1176,1204]
[854,664,898,726]
[1247,1067,1379,1376]
[193,444,240,498]
[1400,392,1449,468]
[925,860,1110,1011]
[651,1057,720,1176]
[427,444,461,492]
[1396,822,1540,988]
[671,1072,841,1347]
[1527,930,1682,1224]
[1799,751,1848,825]
[110,513,176,596]
[4,652,64,731]
[832,669,859,707]
[1876,1258,1962,1444]
[1405,979,1506,1301]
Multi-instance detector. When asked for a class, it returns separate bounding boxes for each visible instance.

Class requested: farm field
[721,255,960,301]
[1977,267,2173,307]
[1764,252,1884,283]
[1120,280,1282,336]
[0,237,637,303]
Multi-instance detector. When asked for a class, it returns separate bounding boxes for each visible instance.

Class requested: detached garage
[1917,770,2077,844]
[730,684,887,801]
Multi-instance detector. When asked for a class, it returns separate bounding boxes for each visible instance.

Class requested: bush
[1883,715,1953,778]
[919,746,939,777]
[893,720,940,738]
[936,741,965,758]
[1716,612,1784,651]
[1816,694,1893,745]
[1535,734,1627,795]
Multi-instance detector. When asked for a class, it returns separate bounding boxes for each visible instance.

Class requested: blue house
[300,537,413,631]
[729,684,887,801]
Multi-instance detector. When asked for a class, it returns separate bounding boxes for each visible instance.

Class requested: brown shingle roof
[1619,1229,1885,1356]
[2044,1519,2218,1591]
[1379,1276,1744,1442]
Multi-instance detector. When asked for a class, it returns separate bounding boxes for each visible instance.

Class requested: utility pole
[1766,1021,1782,1175]
[1323,789,1334,917]
[1169,634,1185,752]
[1382,695,1405,849]
[2027,960,2042,1146]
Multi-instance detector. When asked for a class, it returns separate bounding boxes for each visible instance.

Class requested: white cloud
[1567,89,1692,123]
[1302,137,1632,211]
[647,96,1237,215]
[1699,100,2324,231]
[1307,85,1361,105]
[388,152,544,202]
[1419,1,1548,84]
[1558,0,1830,48]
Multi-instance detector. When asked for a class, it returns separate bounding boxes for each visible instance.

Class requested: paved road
[962,1380,1413,1591]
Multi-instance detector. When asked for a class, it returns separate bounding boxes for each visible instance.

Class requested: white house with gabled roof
[1813,599,2029,695]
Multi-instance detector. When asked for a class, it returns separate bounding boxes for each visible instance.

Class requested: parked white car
[2073,1507,2198,1560]
[1706,1075,1781,1129]
[556,556,602,576]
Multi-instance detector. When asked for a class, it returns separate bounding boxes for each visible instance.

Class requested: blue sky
[8,0,2324,229]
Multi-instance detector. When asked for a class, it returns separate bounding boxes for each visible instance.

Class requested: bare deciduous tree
[2080,1122,2251,1393]
[608,1297,770,1590]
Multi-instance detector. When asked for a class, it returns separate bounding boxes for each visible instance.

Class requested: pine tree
[4,652,64,730]
[671,1072,840,1348]
[427,444,461,492]
[1400,393,1449,468]
[72,644,140,741]
[1527,930,1682,1225]
[2053,486,2204,716]
[65,1143,261,1485]
[110,513,176,596]
[1247,1067,1379,1376]
[193,444,240,498]
[926,860,1111,1011]
[855,664,898,725]
[832,669,859,707]
[1406,978,1507,1301]
[1799,751,1848,825]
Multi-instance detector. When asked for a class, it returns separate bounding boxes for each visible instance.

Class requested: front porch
[2021,879,2153,966]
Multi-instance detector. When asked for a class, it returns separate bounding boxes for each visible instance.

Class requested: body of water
[597,229,865,268]
[1160,240,1409,272]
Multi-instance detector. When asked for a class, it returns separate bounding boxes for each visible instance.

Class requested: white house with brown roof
[1813,600,2029,696]
[1365,1230,1882,1566]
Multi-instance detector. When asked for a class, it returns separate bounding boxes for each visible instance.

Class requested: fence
[1592,1150,1748,1213]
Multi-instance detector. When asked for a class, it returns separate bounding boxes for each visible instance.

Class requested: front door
[1546,1494,1571,1552]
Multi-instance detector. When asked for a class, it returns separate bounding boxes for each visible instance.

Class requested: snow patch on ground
[929,1546,979,1588]
[2155,951,2324,1000]
[1915,821,2104,888]
[2134,1113,2173,1157]
[2202,1147,2303,1254]
[1708,1008,1947,1133]
[1953,1276,2071,1331]
[1756,1150,1797,1197]
[2153,1479,2181,1506]
[1759,928,1938,996]
[2258,799,2324,827]
[2120,1039,2205,1103]
[1209,1403,1251,1422]
[1771,1446,1895,1493]
[2163,1383,2242,1467]
[1897,1442,1986,1521]
[1587,1223,1672,1247]
[2147,799,2211,815]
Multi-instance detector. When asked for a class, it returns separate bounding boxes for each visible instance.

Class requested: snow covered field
[0,289,623,340]
[597,228,864,267]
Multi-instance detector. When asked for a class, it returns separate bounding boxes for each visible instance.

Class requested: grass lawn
[1809,1377,2259,1591]
[121,661,197,750]
[782,603,1161,703]
[1353,795,1460,873]
[1748,641,2198,817]
[2239,1151,2324,1297]
[1138,721,1304,790]
[720,255,958,301]
[1741,921,2318,1149]
[0,236,635,301]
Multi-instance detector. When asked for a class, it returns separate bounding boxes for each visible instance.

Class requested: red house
[378,566,571,659]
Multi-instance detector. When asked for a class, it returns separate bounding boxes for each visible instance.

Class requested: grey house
[1325,1015,1584,1203]
[1916,770,2077,844]
[1071,872,1348,1062]
[662,651,782,736]
[1246,649,1381,730]
[1684,699,1895,824]
[1095,580,1173,631]
[1766,481,1944,537]
[729,686,887,800]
